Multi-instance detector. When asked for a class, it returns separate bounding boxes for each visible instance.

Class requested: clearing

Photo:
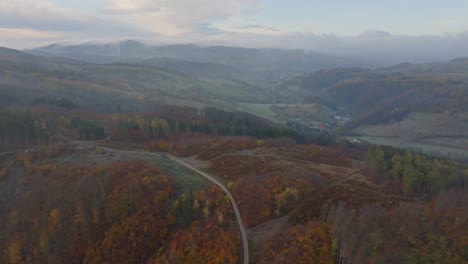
[351,112,468,159]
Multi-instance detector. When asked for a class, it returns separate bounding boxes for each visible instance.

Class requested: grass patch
[198,79,268,102]
[355,136,468,159]
[149,157,209,194]
[353,112,468,138]
[237,103,279,123]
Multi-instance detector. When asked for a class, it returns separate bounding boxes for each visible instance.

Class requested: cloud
[0,1,88,31]
[0,0,267,47]
[0,0,141,36]
[104,0,264,36]
[197,30,468,64]
[0,27,67,40]
[358,30,392,39]
[1,0,467,64]
[0,27,72,49]
[236,24,279,32]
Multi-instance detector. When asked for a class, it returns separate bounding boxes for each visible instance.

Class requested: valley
[2,1,468,263]
[0,42,467,263]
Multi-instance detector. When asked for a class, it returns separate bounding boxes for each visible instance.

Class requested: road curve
[81,142,249,263]
[167,155,250,264]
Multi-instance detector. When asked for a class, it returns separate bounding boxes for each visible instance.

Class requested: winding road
[91,144,250,264]
[167,155,250,264]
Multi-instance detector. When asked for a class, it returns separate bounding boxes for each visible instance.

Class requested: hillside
[140,57,265,82]
[0,46,467,264]
[326,76,468,121]
[3,1,468,263]
[0,47,271,112]
[376,57,468,76]
[282,60,468,120]
[2,135,466,263]
[279,60,468,156]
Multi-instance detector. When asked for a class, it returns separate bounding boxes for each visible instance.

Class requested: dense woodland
[111,107,296,142]
[0,156,241,263]
[1,105,466,263]
[326,190,467,264]
[365,146,468,195]
[1,47,468,263]
[0,109,53,149]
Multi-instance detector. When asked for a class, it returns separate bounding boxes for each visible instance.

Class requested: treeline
[0,109,53,149]
[365,146,468,195]
[0,93,18,106]
[68,118,106,140]
[112,107,296,141]
[0,109,108,145]
[31,97,80,109]
[111,106,341,146]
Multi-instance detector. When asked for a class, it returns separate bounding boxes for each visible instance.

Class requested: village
[286,113,352,134]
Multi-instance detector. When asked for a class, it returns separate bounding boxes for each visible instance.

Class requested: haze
[1,0,468,63]
[1,1,468,263]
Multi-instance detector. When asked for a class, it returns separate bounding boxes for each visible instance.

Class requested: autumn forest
[0,44,467,264]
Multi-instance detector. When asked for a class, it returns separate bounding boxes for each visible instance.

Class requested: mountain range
[28,40,378,77]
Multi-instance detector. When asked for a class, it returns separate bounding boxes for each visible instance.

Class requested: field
[197,79,269,103]
[58,142,210,194]
[351,112,468,159]
[271,103,334,125]
[160,96,211,109]
[237,103,335,125]
[150,157,209,194]
[353,112,468,138]
[237,103,280,123]
[353,136,468,159]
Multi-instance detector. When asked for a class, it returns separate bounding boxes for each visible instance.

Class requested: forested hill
[0,47,39,64]
[281,60,468,126]
[0,48,185,111]
[0,44,467,264]
[0,47,272,112]
[325,76,467,124]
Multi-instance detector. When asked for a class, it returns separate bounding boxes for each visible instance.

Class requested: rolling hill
[280,60,468,155]
[0,47,271,112]
[282,60,468,121]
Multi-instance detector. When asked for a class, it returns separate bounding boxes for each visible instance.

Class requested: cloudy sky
[1,0,468,62]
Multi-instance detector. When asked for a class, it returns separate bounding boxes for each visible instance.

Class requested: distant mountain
[34,42,122,56]
[29,41,377,75]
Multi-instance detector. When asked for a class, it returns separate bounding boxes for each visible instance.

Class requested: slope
[0,47,270,112]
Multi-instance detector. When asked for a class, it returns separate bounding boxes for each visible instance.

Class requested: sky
[1,0,468,62]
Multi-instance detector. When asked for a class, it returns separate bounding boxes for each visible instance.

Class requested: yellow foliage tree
[8,240,23,264]
[48,208,61,232]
